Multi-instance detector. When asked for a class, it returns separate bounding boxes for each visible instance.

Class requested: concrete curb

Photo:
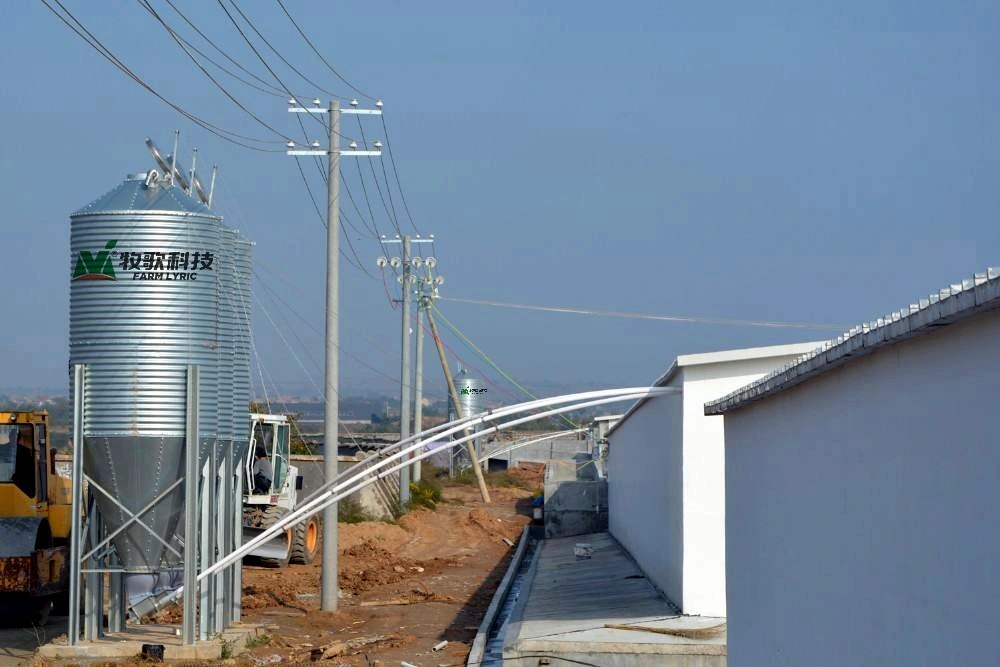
[467,525,530,666]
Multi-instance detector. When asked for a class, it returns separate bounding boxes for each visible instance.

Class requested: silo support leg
[182,366,200,645]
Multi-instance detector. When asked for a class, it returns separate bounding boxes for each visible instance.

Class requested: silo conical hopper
[69,172,221,569]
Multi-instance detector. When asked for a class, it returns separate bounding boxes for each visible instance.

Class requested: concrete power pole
[412,296,423,483]
[399,236,412,506]
[288,97,383,612]
[321,100,340,614]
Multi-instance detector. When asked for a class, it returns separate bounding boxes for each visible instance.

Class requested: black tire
[50,588,71,616]
[290,516,320,565]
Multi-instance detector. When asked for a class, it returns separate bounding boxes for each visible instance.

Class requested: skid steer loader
[0,411,72,625]
[242,414,320,566]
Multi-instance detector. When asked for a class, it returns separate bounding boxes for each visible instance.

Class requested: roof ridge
[705,267,1000,415]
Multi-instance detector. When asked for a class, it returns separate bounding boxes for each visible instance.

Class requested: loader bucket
[242,525,292,562]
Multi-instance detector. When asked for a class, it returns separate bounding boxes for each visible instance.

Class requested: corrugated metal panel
[231,234,253,463]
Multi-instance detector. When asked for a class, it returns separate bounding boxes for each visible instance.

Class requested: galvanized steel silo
[69,172,221,568]
[454,367,487,419]
[231,234,253,462]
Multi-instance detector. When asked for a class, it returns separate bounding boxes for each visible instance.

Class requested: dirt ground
[17,465,542,667]
[225,465,541,666]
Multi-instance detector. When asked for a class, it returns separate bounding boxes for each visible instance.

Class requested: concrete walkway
[502,532,726,666]
[0,616,67,667]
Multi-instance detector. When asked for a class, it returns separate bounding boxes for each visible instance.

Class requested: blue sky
[1,1,998,398]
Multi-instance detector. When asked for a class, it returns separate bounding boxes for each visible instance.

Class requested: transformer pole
[287,97,383,612]
[398,236,412,507]
[376,235,434,503]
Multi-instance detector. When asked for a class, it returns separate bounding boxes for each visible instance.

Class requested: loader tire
[290,516,320,565]
[255,505,292,568]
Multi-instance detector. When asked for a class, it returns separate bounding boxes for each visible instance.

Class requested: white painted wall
[609,346,817,617]
[680,358,804,616]
[724,310,1000,667]
[608,385,685,608]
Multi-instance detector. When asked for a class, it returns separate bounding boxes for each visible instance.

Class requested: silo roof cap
[73,175,216,217]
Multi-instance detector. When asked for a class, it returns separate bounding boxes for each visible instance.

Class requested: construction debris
[309,634,395,660]
[604,622,727,639]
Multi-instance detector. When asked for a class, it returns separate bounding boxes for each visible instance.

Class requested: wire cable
[274,0,378,101]
[356,116,403,236]
[227,0,341,100]
[137,0,294,142]
[295,157,375,280]
[290,156,374,278]
[352,156,399,264]
[437,296,848,331]
[431,303,579,429]
[380,113,420,233]
[161,0,287,95]
[40,0,284,152]
[214,0,331,136]
[170,27,286,98]
[254,273,406,388]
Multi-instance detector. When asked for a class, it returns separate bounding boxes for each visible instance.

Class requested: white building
[607,341,821,617]
[705,269,1000,666]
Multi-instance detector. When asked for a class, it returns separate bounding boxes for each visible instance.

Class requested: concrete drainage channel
[467,526,537,666]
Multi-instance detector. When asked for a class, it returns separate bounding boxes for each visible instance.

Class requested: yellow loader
[0,411,72,625]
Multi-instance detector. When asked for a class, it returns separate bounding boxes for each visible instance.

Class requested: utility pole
[288,97,382,612]
[377,235,433,506]
[399,236,412,505]
[410,257,439,483]
[399,255,490,503]
[412,293,423,483]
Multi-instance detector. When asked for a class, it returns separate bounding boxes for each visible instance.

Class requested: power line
[355,116,403,236]
[430,303,579,429]
[213,0,329,136]
[226,0,341,100]
[254,273,406,388]
[40,0,284,152]
[380,113,420,233]
[438,296,849,331]
[274,0,377,101]
[290,155,374,278]
[340,172,380,240]
[168,26,286,98]
[137,0,294,142]
[161,0,287,96]
[352,156,397,262]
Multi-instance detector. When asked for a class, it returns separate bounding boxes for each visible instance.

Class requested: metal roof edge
[705,267,1000,417]
[606,341,824,439]
[676,341,825,368]
[71,209,222,220]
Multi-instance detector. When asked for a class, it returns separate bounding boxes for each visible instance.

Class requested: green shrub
[408,478,443,510]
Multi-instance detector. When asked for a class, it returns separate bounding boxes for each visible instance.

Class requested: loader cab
[0,412,49,517]
[247,414,290,498]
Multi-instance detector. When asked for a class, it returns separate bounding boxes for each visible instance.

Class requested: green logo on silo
[73,240,118,281]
